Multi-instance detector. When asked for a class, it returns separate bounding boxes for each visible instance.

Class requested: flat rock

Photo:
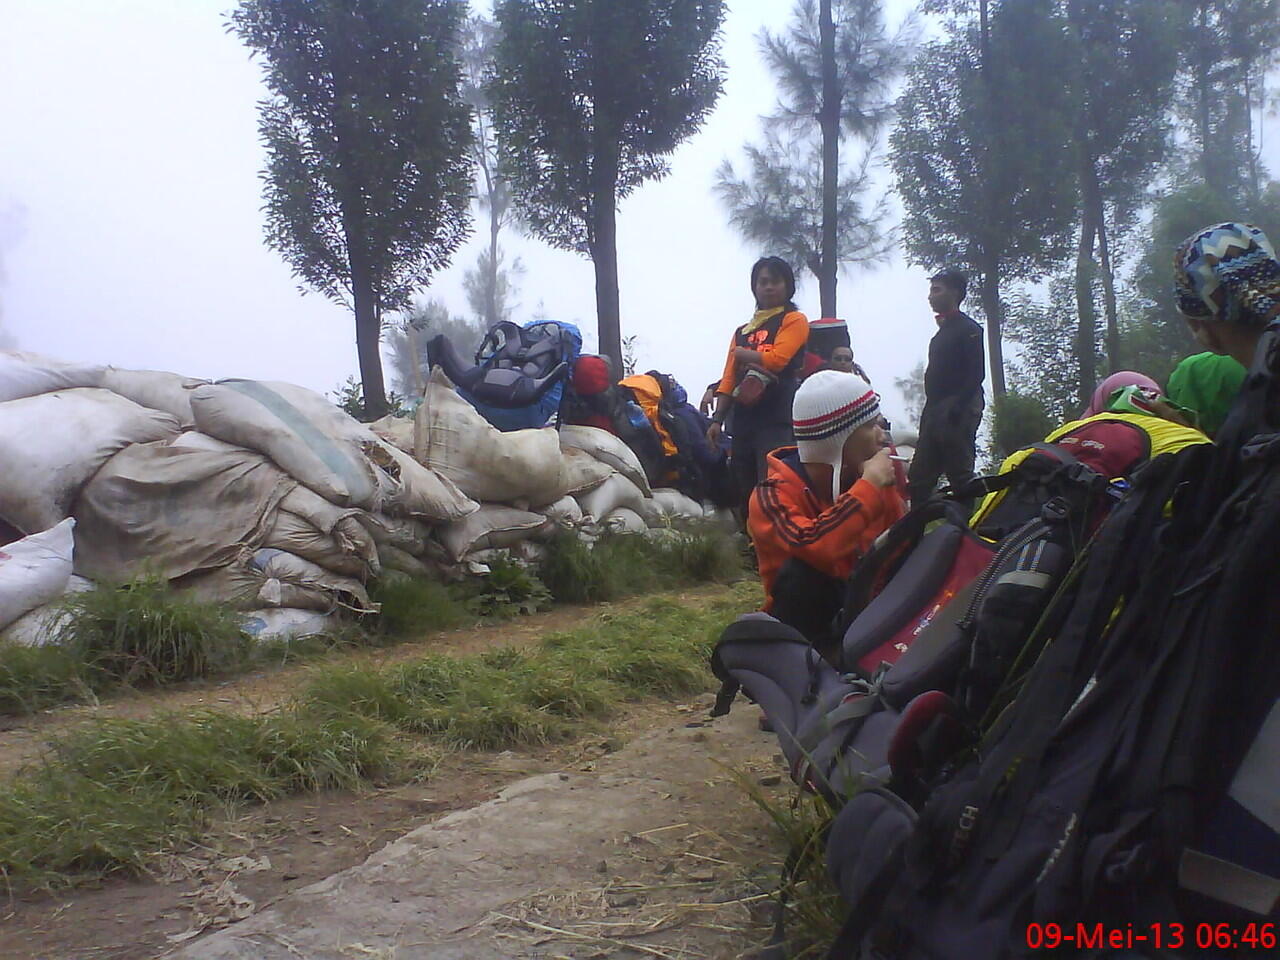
[168,706,773,960]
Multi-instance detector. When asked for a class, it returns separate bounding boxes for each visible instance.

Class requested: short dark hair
[751,256,797,303]
[930,269,967,305]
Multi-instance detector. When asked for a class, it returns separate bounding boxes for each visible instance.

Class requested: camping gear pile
[0,352,722,647]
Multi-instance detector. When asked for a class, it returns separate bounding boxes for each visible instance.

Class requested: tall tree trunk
[818,0,839,318]
[1075,142,1100,408]
[486,189,501,330]
[1096,204,1120,374]
[351,256,388,420]
[978,252,1006,400]
[590,146,622,372]
[1196,0,1214,191]
[976,1,1003,401]
[1074,218,1098,410]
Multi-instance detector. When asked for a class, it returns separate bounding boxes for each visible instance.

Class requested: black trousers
[731,420,794,519]
[907,394,984,508]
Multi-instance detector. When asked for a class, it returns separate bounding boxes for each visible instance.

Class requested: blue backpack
[427,320,582,431]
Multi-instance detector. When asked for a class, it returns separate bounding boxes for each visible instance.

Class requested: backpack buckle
[1040,496,1069,524]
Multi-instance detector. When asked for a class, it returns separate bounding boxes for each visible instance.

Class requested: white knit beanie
[793,370,881,502]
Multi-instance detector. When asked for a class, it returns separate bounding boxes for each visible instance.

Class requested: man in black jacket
[907,270,985,507]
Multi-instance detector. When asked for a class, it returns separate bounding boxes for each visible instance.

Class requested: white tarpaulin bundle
[0,388,181,534]
[72,438,296,584]
[0,518,75,631]
[0,351,105,403]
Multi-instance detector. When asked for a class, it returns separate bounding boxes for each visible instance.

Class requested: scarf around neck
[741,305,787,336]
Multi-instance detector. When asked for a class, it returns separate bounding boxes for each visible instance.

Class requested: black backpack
[828,326,1280,959]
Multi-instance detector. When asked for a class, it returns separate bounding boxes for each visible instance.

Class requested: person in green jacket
[1165,351,1247,438]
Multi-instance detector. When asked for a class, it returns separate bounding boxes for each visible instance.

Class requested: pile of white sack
[0,355,726,647]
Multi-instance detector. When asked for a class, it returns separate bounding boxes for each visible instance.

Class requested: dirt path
[1,583,789,960]
[0,584,738,779]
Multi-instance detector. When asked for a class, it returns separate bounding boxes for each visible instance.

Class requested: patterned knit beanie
[1173,222,1280,328]
[793,370,881,502]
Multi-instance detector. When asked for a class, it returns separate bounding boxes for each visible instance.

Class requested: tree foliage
[383,299,486,398]
[229,0,474,418]
[718,0,914,316]
[890,1,1078,398]
[488,0,726,366]
[715,130,889,279]
[461,14,522,332]
[1175,0,1280,204]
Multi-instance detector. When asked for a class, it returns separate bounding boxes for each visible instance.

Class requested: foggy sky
[2,0,1277,428]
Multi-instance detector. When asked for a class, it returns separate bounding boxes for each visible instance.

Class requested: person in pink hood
[1082,371,1160,419]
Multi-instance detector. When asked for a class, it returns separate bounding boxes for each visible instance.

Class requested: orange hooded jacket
[748,447,906,613]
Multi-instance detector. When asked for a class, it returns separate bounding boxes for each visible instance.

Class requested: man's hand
[861,449,896,488]
[706,420,723,453]
[734,346,763,365]
[699,385,717,417]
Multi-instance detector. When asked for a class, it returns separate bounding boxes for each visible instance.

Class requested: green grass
[538,525,742,604]
[0,708,398,886]
[368,574,474,639]
[0,578,252,715]
[299,587,753,750]
[0,582,758,888]
[59,575,252,687]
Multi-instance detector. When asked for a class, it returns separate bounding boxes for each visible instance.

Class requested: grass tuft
[539,525,742,605]
[368,575,473,639]
[55,575,251,688]
[730,771,844,959]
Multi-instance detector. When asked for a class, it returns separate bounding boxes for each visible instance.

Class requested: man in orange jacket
[748,370,905,648]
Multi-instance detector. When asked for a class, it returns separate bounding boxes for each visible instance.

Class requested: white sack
[634,497,667,528]
[558,424,652,497]
[413,369,565,505]
[72,438,294,583]
[101,367,208,427]
[539,495,584,526]
[373,441,478,523]
[0,575,95,647]
[0,389,180,534]
[555,446,614,501]
[576,472,647,521]
[169,431,247,455]
[603,507,647,535]
[368,414,415,453]
[652,488,706,522]
[191,379,387,509]
[439,504,550,562]
[357,512,433,556]
[178,548,375,613]
[0,351,105,403]
[264,510,374,580]
[376,542,438,579]
[240,608,333,643]
[0,518,76,631]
